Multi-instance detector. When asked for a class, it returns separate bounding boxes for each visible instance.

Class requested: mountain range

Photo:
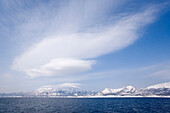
[1,82,170,97]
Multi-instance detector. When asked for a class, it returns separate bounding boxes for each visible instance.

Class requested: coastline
[1,95,170,98]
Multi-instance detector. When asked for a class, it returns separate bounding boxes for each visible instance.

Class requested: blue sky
[0,0,170,92]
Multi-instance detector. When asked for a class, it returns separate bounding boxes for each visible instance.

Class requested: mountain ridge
[1,82,170,97]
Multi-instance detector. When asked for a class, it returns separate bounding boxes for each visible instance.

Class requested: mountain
[142,82,170,96]
[33,87,97,97]
[98,82,170,96]
[145,82,170,89]
[97,86,142,96]
[1,82,170,97]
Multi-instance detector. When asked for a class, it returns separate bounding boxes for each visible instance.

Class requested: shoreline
[1,95,170,98]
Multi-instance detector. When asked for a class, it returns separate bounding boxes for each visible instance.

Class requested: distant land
[1,82,170,98]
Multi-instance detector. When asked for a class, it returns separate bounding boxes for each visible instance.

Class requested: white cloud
[11,1,160,78]
[23,58,95,78]
[38,83,81,90]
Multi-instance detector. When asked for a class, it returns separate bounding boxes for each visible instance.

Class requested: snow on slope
[146,82,170,89]
[101,88,123,94]
[99,86,140,96]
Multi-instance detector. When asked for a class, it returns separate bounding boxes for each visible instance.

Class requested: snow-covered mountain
[1,82,170,97]
[146,82,170,89]
[98,82,170,96]
[31,85,97,97]
[97,86,141,96]
[142,82,170,96]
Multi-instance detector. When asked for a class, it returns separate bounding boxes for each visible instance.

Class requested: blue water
[0,98,170,113]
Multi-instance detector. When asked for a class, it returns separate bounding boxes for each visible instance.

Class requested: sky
[0,0,170,93]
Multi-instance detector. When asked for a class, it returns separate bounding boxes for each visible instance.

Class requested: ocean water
[0,98,170,113]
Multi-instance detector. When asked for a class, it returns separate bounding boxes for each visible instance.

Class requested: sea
[0,98,170,113]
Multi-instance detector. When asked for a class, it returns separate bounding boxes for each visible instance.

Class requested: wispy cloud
[9,1,162,78]
[150,66,170,79]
